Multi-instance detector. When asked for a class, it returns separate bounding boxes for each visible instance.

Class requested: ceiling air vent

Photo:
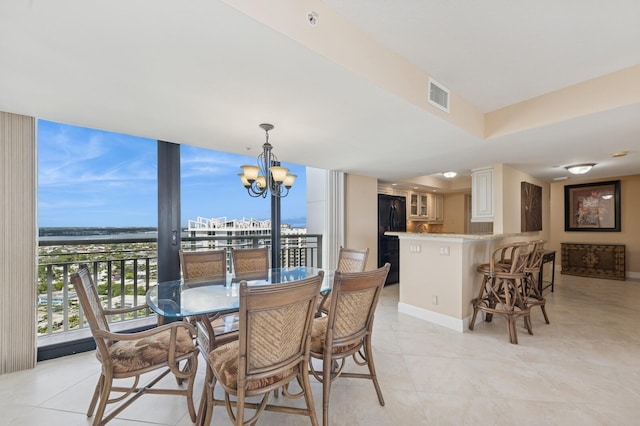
[428,78,450,113]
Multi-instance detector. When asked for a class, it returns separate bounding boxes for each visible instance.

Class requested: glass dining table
[146,266,332,319]
[147,266,332,425]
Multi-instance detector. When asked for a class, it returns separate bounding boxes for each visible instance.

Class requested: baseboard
[626,271,640,280]
[397,302,465,332]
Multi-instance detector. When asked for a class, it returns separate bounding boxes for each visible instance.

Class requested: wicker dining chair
[201,272,324,426]
[230,247,269,279]
[317,246,369,315]
[309,263,390,426]
[336,246,369,273]
[71,265,199,426]
[180,248,227,283]
[179,249,239,353]
[469,242,533,344]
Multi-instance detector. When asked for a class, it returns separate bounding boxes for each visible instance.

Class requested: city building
[186,216,309,266]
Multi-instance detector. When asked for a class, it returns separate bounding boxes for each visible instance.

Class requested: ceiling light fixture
[442,171,457,178]
[238,123,296,198]
[565,163,595,175]
[238,123,296,270]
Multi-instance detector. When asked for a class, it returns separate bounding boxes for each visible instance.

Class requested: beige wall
[344,174,378,271]
[495,164,550,242]
[443,192,467,233]
[549,174,640,276]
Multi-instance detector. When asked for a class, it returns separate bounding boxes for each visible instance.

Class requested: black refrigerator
[378,194,407,285]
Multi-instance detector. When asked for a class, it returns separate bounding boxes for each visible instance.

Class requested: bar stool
[473,241,529,315]
[470,241,533,344]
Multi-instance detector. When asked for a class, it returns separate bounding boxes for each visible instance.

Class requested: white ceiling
[1,0,639,192]
[325,0,640,112]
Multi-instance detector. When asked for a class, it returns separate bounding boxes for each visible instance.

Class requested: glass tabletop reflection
[146,266,331,318]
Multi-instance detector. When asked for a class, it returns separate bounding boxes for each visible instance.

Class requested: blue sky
[37,120,307,228]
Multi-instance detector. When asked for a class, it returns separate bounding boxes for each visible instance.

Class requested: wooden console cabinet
[561,242,625,281]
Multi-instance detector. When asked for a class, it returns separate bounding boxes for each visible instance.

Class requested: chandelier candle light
[238,123,296,269]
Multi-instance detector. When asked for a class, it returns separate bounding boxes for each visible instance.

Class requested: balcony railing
[37,234,322,341]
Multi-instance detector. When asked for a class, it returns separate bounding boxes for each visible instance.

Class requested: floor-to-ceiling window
[36,120,308,358]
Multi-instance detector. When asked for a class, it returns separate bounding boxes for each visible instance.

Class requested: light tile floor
[1,273,639,425]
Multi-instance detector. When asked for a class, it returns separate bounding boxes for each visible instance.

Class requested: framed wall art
[521,182,542,232]
[564,180,620,232]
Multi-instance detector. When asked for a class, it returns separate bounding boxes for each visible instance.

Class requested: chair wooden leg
[470,274,490,330]
[87,374,103,417]
[469,304,479,330]
[524,315,533,335]
[93,375,113,426]
[201,365,215,426]
[362,335,384,406]
[507,317,518,344]
[236,390,245,426]
[322,354,332,426]
[185,360,197,423]
[300,367,319,426]
[541,305,550,324]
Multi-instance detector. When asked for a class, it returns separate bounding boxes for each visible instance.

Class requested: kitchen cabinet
[378,185,408,199]
[409,192,427,219]
[426,193,444,222]
[409,192,443,222]
[471,167,493,222]
[379,185,409,220]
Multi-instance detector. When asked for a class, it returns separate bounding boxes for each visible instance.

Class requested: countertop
[385,231,529,241]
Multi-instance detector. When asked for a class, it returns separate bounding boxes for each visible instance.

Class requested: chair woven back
[179,248,227,282]
[491,243,533,317]
[509,245,531,276]
[326,264,390,344]
[489,241,530,277]
[71,265,112,359]
[239,272,323,376]
[337,246,369,273]
[525,240,546,273]
[231,247,269,276]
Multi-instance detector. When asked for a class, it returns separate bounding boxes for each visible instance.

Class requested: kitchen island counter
[385,231,525,240]
[388,231,535,332]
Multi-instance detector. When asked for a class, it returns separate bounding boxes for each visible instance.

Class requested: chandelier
[238,123,297,198]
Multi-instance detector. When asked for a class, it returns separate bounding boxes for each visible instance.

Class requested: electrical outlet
[439,246,450,256]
